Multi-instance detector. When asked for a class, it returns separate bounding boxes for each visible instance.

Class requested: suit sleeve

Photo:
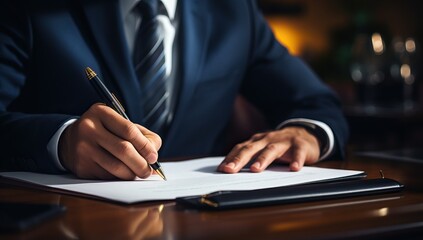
[241,0,349,159]
[0,1,75,173]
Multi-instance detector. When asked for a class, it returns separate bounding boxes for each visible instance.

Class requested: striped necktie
[133,0,169,135]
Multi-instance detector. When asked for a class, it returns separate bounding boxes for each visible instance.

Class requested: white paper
[0,157,363,204]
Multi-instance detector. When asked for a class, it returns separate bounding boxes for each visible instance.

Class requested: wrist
[281,122,329,156]
[58,122,75,172]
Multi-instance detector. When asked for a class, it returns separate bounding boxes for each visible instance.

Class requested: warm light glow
[375,207,389,217]
[405,38,416,53]
[371,33,385,54]
[401,64,411,79]
[400,64,415,85]
[267,18,304,55]
[266,16,333,56]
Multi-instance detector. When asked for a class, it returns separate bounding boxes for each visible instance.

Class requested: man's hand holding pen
[56,67,166,181]
[58,103,162,180]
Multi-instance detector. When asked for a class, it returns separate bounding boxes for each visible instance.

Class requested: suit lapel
[165,0,210,143]
[81,0,143,122]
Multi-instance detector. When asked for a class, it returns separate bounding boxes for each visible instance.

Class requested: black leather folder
[176,178,404,210]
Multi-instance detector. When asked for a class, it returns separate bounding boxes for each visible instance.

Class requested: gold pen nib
[156,168,167,181]
[85,67,97,80]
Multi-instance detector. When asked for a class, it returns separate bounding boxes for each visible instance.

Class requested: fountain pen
[85,67,167,181]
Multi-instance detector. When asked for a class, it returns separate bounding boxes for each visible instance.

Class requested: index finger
[95,104,159,164]
[218,140,266,173]
[136,124,162,151]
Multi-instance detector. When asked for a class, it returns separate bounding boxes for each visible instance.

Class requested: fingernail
[291,162,300,171]
[252,162,261,170]
[226,162,235,169]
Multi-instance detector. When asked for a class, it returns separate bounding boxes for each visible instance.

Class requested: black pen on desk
[85,67,167,181]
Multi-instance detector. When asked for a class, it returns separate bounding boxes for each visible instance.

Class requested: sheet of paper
[0,157,363,204]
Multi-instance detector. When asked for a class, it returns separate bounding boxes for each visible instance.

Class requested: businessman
[0,0,349,180]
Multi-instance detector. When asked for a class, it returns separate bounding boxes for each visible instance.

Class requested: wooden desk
[1,156,423,240]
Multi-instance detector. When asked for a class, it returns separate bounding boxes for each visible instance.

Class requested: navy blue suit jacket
[0,0,348,173]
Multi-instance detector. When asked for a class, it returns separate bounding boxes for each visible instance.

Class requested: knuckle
[266,131,274,137]
[241,143,254,152]
[234,143,244,151]
[78,120,95,134]
[123,124,139,142]
[251,133,263,140]
[265,143,278,151]
[138,139,149,152]
[116,141,133,155]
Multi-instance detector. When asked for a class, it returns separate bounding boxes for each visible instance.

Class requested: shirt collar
[121,0,177,20]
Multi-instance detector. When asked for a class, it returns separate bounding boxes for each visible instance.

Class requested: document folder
[176,178,404,210]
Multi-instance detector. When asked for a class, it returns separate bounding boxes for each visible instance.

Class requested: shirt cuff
[47,118,78,171]
[277,118,335,160]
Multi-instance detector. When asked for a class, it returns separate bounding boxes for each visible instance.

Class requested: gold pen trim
[200,196,219,208]
[155,168,167,181]
[85,67,97,80]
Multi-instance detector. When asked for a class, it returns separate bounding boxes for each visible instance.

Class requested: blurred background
[258,0,423,153]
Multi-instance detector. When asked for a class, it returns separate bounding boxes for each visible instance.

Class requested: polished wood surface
[1,154,423,240]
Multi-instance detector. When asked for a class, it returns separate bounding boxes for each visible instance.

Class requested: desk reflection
[58,198,164,240]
